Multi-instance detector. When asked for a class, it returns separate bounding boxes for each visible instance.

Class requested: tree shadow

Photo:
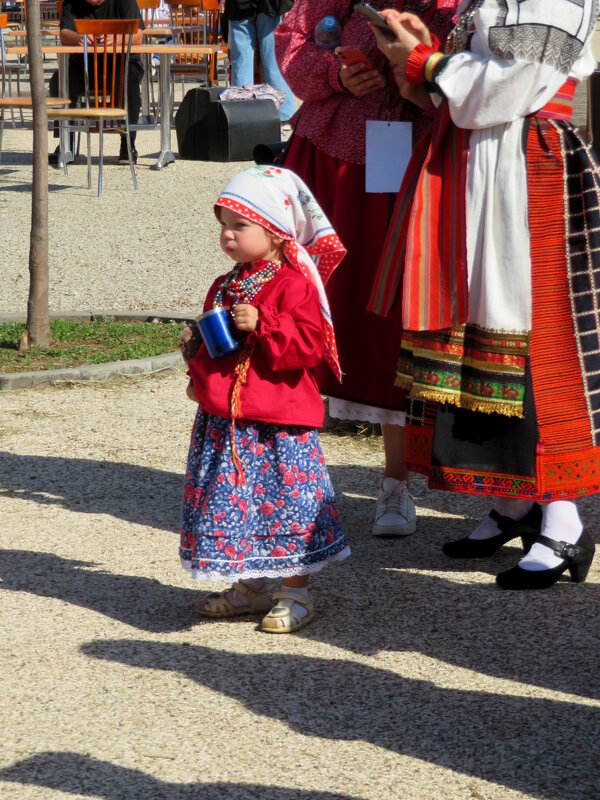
[0,549,199,633]
[0,452,182,532]
[0,180,73,191]
[0,753,361,800]
[80,639,600,799]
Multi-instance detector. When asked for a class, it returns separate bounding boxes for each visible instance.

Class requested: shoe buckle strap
[536,534,580,561]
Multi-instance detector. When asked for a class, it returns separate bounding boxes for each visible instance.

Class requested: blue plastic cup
[197,306,240,359]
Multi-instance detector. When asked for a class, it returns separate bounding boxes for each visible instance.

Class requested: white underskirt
[328,398,406,426]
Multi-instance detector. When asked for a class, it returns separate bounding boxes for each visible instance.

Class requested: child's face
[218,207,282,264]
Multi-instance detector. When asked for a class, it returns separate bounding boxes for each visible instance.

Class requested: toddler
[179,165,351,633]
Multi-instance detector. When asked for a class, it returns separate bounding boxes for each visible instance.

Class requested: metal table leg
[140,53,154,125]
[58,52,73,168]
[154,51,175,170]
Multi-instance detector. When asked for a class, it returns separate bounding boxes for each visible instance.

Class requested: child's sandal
[198,582,271,618]
[260,589,315,634]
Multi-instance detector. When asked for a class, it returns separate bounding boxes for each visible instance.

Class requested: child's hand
[186,378,198,403]
[232,304,258,332]
[179,324,202,363]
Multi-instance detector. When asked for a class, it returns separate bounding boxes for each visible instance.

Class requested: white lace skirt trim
[180,545,351,582]
[328,398,406,426]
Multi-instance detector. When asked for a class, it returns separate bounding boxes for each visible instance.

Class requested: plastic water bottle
[314,16,342,50]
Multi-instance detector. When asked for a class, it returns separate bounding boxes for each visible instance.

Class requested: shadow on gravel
[3,452,600,702]
[0,550,199,633]
[0,452,182,532]
[0,453,468,535]
[80,639,600,799]
[0,753,360,800]
[0,182,73,192]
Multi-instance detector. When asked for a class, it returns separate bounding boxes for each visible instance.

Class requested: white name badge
[365,120,412,193]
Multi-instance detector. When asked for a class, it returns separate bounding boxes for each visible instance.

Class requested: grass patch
[0,318,185,373]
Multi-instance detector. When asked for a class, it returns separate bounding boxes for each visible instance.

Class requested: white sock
[469,498,534,541]
[279,585,309,620]
[518,500,582,571]
[382,476,404,492]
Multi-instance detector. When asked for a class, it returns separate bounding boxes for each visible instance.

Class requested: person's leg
[262,575,313,633]
[255,13,296,121]
[125,61,144,147]
[373,422,416,537]
[48,60,83,161]
[117,60,143,158]
[496,500,595,588]
[199,577,271,616]
[282,575,308,589]
[228,16,256,88]
[443,496,543,558]
[382,423,408,481]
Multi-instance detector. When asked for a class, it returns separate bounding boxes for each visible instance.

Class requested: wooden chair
[0,7,26,125]
[136,0,160,27]
[0,11,70,160]
[136,0,160,119]
[201,0,228,86]
[47,18,140,197]
[167,0,227,101]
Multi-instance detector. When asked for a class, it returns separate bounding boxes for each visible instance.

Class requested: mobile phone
[335,46,375,71]
[354,2,396,38]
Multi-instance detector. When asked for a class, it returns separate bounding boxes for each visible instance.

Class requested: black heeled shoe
[496,528,595,590]
[442,503,542,559]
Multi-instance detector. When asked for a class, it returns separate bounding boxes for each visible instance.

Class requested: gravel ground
[2,123,600,800]
[2,121,243,316]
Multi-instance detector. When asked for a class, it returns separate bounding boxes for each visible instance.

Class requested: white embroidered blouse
[435,0,598,333]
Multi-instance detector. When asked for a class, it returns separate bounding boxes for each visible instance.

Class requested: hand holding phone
[354,2,396,39]
[335,46,375,71]
[336,45,385,96]
[359,6,429,69]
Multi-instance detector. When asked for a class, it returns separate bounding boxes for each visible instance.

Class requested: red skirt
[284,134,406,411]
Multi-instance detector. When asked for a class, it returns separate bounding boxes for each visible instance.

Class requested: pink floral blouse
[275,0,459,165]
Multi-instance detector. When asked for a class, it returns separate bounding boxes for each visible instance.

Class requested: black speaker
[175,87,222,160]
[207,99,281,162]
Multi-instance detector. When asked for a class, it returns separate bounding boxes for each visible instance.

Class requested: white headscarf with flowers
[215,165,346,381]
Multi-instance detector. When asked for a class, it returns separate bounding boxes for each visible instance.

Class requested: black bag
[176,87,281,162]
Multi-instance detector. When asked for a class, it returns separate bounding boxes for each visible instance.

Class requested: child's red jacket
[188,261,327,428]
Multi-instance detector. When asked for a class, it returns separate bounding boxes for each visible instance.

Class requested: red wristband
[405,43,439,84]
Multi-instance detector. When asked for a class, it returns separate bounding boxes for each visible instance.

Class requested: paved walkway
[2,123,600,800]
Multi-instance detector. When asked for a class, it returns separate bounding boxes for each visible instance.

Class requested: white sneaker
[372,477,417,537]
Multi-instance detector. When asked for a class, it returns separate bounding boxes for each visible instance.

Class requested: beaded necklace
[446,0,485,55]
[213,260,282,308]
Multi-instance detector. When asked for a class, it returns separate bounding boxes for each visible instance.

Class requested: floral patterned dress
[180,411,350,580]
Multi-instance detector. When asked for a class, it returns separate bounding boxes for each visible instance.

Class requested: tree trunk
[25,0,50,348]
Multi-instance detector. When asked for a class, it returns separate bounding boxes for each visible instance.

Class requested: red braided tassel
[229,341,256,485]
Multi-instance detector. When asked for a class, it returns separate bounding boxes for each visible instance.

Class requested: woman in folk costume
[368,0,600,588]
[276,0,458,539]
[180,166,350,633]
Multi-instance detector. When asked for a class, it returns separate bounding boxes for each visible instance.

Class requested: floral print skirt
[180,409,350,581]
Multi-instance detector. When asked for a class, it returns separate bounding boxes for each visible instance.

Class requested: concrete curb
[0,310,197,324]
[0,311,193,391]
